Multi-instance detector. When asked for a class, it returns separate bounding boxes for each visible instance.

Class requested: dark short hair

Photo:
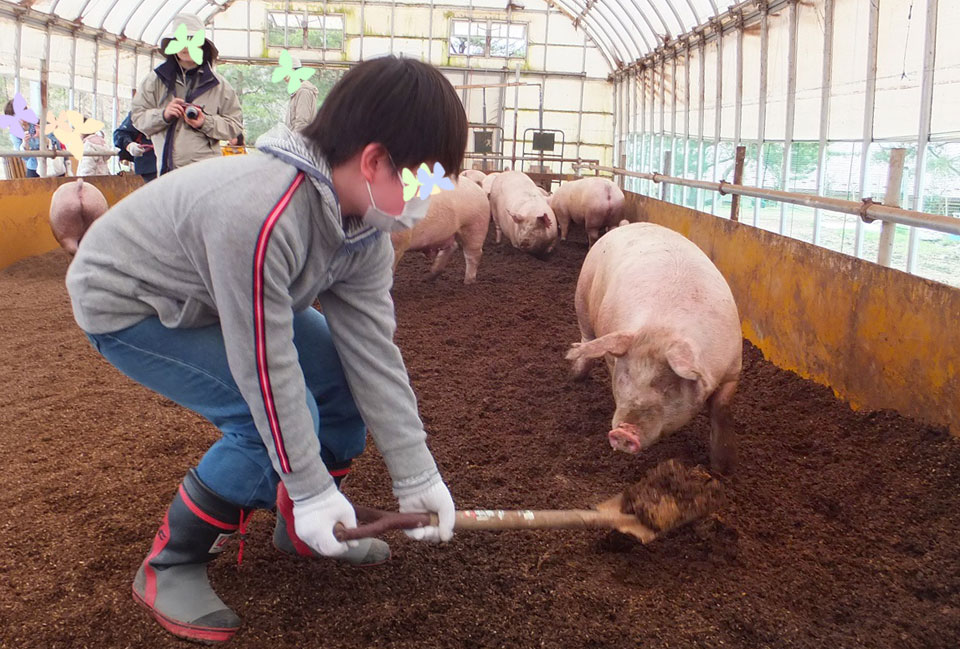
[302,56,467,176]
[3,99,14,116]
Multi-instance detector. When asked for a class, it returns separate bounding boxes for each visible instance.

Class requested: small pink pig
[48,179,109,256]
[489,171,558,258]
[391,178,490,284]
[549,177,625,247]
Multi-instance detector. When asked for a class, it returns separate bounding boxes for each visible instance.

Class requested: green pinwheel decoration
[164,24,206,65]
[273,50,316,93]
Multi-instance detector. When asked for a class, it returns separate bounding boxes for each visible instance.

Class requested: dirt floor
[1,230,959,649]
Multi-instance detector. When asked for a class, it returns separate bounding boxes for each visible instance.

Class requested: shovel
[335,460,722,544]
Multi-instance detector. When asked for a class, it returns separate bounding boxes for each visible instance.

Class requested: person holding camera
[132,14,242,176]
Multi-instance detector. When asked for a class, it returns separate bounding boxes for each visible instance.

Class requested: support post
[92,37,100,121]
[854,0,880,256]
[511,64,520,170]
[38,57,49,176]
[696,36,706,211]
[813,0,835,245]
[576,38,587,162]
[13,18,22,95]
[877,148,906,268]
[753,4,769,226]
[683,43,691,200]
[69,30,77,110]
[730,145,746,221]
[712,20,723,216]
[671,51,677,202]
[779,0,798,234]
[661,150,672,201]
[907,0,939,273]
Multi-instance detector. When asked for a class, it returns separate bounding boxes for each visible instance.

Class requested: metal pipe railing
[574,162,960,237]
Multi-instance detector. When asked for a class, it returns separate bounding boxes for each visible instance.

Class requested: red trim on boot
[276,482,316,557]
[142,511,172,607]
[132,587,238,643]
[178,485,240,532]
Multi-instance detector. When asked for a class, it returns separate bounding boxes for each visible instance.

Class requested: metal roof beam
[604,0,655,55]
[546,0,618,69]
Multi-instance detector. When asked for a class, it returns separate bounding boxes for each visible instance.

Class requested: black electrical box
[531,131,555,152]
[474,131,494,153]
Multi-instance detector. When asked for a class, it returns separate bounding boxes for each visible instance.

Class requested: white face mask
[362,170,431,233]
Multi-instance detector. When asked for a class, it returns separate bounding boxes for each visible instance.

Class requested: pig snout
[607,421,661,455]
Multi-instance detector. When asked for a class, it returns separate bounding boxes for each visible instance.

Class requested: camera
[185,105,200,120]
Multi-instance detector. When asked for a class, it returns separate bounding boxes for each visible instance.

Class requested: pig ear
[510,211,522,223]
[538,213,551,227]
[664,340,701,381]
[566,331,635,361]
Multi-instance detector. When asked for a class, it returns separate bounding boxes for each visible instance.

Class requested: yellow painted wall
[627,193,960,436]
[0,175,144,272]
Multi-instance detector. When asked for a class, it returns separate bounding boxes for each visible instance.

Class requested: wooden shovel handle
[335,506,644,541]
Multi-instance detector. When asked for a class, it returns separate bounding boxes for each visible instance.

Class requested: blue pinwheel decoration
[401,162,455,201]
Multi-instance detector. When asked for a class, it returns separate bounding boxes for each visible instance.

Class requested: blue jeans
[86,308,366,509]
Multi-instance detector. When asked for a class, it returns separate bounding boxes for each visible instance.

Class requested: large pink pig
[566,222,741,474]
[489,171,558,258]
[48,179,109,256]
[391,178,490,284]
[549,177,625,247]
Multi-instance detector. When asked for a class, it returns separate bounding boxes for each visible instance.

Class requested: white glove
[397,475,455,542]
[292,484,360,557]
[126,142,145,157]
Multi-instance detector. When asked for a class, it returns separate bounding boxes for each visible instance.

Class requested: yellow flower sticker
[46,110,105,162]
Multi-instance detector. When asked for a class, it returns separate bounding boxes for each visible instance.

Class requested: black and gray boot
[132,469,248,643]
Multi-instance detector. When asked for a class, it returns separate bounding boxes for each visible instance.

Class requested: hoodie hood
[257,124,379,248]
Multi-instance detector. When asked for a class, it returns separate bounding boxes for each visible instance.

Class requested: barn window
[267,11,344,50]
[449,19,526,58]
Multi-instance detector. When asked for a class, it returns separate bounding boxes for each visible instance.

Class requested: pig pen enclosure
[1,230,959,649]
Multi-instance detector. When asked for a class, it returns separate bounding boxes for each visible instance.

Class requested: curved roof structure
[13,0,724,70]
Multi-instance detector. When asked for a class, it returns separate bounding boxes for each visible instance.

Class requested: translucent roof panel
[17,0,725,70]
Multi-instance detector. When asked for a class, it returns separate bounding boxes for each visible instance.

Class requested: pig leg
[427,238,458,280]
[708,380,738,475]
[557,210,570,241]
[492,214,502,244]
[459,219,488,284]
[462,246,482,284]
[586,228,601,247]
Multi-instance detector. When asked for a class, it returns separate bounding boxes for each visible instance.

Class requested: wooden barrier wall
[0,175,144,271]
[626,193,960,436]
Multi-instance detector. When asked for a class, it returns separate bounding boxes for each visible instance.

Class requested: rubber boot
[132,469,247,643]
[273,479,391,566]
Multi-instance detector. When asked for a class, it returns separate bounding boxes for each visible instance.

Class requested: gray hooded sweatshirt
[66,125,438,503]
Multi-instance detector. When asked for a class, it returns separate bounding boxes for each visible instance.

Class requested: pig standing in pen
[489,170,558,258]
[549,177,625,247]
[48,179,110,256]
[480,172,500,196]
[566,222,741,474]
[459,169,486,186]
[391,178,490,284]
